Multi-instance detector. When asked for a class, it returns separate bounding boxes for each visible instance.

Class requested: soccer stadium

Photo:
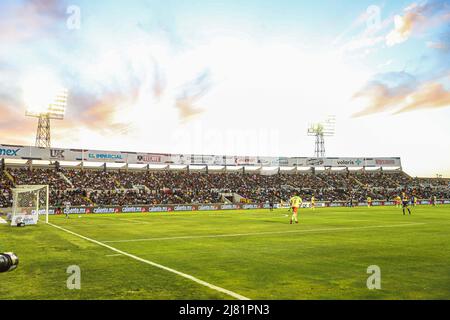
[1,0,450,304]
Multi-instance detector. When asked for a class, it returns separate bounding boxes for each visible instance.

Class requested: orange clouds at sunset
[352,75,450,117]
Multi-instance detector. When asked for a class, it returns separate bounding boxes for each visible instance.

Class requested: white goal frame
[10,185,49,226]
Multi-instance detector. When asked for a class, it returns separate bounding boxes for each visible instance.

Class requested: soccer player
[285,199,292,213]
[348,192,354,207]
[395,195,401,208]
[269,198,274,211]
[311,195,316,210]
[402,193,411,215]
[64,201,71,219]
[289,193,302,224]
[367,196,372,208]
[431,195,437,207]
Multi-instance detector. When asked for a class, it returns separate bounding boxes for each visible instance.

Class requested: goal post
[10,185,49,226]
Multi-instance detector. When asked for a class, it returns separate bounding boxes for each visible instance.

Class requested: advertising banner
[191,155,226,165]
[49,148,68,161]
[220,204,241,210]
[121,206,148,213]
[241,204,262,210]
[364,158,402,167]
[84,150,126,163]
[128,153,171,165]
[0,144,31,159]
[0,144,402,168]
[327,158,365,167]
[257,157,280,166]
[224,156,259,166]
[148,206,171,212]
[44,199,449,216]
[198,205,220,211]
[173,205,197,211]
[10,213,39,226]
[62,207,92,214]
[92,207,120,214]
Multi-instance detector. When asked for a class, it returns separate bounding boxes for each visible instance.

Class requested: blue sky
[0,0,449,177]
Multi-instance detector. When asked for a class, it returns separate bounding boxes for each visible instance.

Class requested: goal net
[10,185,49,227]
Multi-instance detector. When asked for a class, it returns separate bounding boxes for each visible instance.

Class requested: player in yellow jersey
[311,195,316,210]
[367,196,372,208]
[395,195,401,208]
[289,193,302,224]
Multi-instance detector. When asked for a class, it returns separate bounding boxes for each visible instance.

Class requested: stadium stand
[0,171,13,208]
[0,166,449,208]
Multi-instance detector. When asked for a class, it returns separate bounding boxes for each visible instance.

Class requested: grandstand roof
[1,143,401,169]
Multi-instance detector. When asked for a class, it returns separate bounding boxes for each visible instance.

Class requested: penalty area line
[47,222,250,301]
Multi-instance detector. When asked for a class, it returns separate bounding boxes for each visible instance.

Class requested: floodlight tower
[307,115,336,158]
[35,114,51,148]
[25,87,68,148]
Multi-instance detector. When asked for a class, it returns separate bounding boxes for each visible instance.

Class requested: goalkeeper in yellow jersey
[289,192,303,224]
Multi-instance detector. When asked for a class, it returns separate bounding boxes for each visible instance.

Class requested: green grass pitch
[1,205,449,300]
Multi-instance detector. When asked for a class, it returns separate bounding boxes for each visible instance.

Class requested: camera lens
[0,253,19,273]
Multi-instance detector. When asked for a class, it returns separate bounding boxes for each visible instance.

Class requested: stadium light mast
[35,114,51,148]
[307,115,336,158]
[24,84,68,148]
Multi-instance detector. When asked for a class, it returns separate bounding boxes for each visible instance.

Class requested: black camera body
[0,253,19,273]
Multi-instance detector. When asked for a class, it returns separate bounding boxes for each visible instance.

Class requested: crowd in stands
[0,171,13,208]
[410,177,450,187]
[9,168,71,190]
[63,169,119,190]
[7,168,90,207]
[88,188,222,206]
[1,166,449,208]
[51,190,91,207]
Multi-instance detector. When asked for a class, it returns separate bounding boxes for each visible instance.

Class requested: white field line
[103,223,426,243]
[62,213,289,227]
[115,217,153,224]
[46,222,146,228]
[97,216,150,224]
[47,222,250,301]
[94,217,154,225]
[56,217,152,228]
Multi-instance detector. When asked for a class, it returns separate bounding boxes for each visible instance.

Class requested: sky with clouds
[0,0,449,177]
